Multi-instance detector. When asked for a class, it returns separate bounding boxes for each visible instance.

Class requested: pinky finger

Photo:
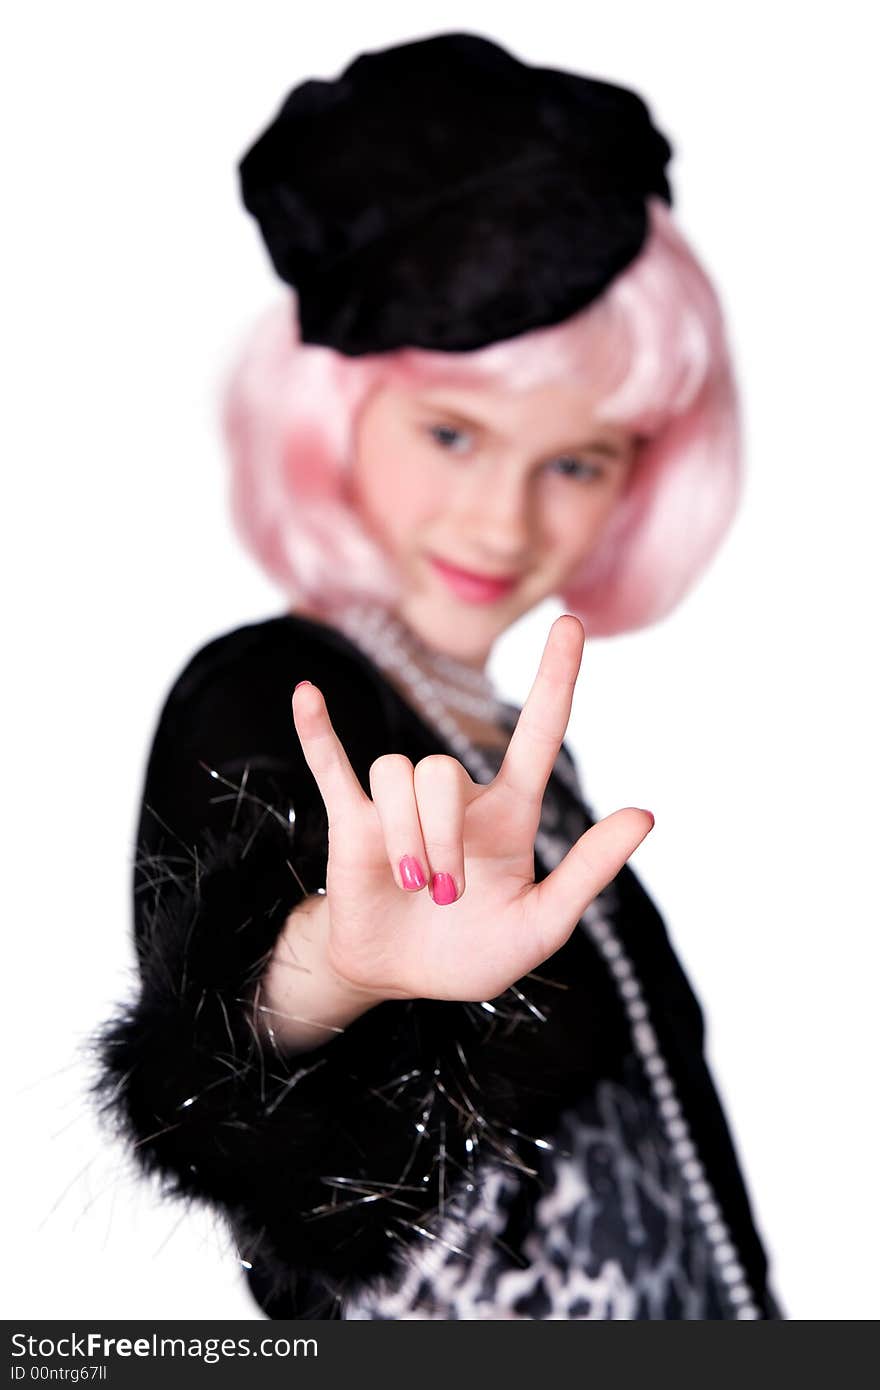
[529,808,654,957]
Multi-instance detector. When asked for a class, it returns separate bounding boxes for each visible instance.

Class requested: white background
[5,1,878,1321]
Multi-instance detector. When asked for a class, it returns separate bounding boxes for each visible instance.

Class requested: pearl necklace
[333,600,509,785]
[328,600,763,1319]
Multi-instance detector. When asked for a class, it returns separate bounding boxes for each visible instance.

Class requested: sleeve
[90,622,614,1319]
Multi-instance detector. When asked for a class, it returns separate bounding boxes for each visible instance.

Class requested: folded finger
[369,754,430,893]
[413,755,470,906]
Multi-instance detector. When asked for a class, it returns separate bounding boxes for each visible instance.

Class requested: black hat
[239,31,673,356]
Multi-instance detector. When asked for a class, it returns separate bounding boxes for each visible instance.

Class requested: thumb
[529,808,654,956]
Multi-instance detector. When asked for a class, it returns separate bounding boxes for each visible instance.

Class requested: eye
[546,456,606,482]
[425,423,473,454]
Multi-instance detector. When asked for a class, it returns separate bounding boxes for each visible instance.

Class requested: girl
[93,31,781,1320]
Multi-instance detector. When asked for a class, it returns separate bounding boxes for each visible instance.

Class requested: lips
[428,554,519,604]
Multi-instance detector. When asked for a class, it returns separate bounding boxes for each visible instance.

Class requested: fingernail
[295,681,311,690]
[431,872,457,906]
[399,855,426,891]
[641,809,655,828]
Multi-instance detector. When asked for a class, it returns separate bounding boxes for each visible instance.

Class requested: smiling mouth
[428,554,521,604]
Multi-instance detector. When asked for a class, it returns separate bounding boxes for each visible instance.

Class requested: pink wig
[222,198,741,637]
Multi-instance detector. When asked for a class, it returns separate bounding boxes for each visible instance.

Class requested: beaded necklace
[330,597,762,1319]
[334,598,509,785]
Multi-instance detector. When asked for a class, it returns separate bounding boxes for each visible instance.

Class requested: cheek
[543,486,622,567]
[350,436,444,554]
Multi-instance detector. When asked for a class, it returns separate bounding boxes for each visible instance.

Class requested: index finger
[291,681,370,825]
[494,615,584,812]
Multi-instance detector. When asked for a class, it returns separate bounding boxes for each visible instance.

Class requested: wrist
[259,893,386,1051]
[310,892,391,1006]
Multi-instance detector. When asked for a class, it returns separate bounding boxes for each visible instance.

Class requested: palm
[325,790,541,1000]
[292,615,652,1004]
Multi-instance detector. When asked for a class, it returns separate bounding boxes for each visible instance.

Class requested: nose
[450,462,535,563]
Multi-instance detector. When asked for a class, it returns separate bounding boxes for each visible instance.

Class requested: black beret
[239,31,674,356]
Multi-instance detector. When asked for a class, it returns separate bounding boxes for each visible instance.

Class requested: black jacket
[92,612,781,1319]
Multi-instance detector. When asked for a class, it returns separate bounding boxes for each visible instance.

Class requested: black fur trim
[90,793,623,1309]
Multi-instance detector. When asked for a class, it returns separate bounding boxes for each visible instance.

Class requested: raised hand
[285,614,653,1007]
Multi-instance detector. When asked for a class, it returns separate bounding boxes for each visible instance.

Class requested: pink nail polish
[399,855,426,891]
[431,872,457,906]
[295,681,311,690]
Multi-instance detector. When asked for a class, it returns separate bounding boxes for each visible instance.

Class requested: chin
[403,591,527,667]
[434,620,498,666]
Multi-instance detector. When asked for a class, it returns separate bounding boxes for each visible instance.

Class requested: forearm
[259,893,386,1052]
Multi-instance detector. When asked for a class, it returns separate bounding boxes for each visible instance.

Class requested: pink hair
[222,198,741,637]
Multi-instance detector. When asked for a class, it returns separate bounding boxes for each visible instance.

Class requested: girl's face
[350,378,638,668]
